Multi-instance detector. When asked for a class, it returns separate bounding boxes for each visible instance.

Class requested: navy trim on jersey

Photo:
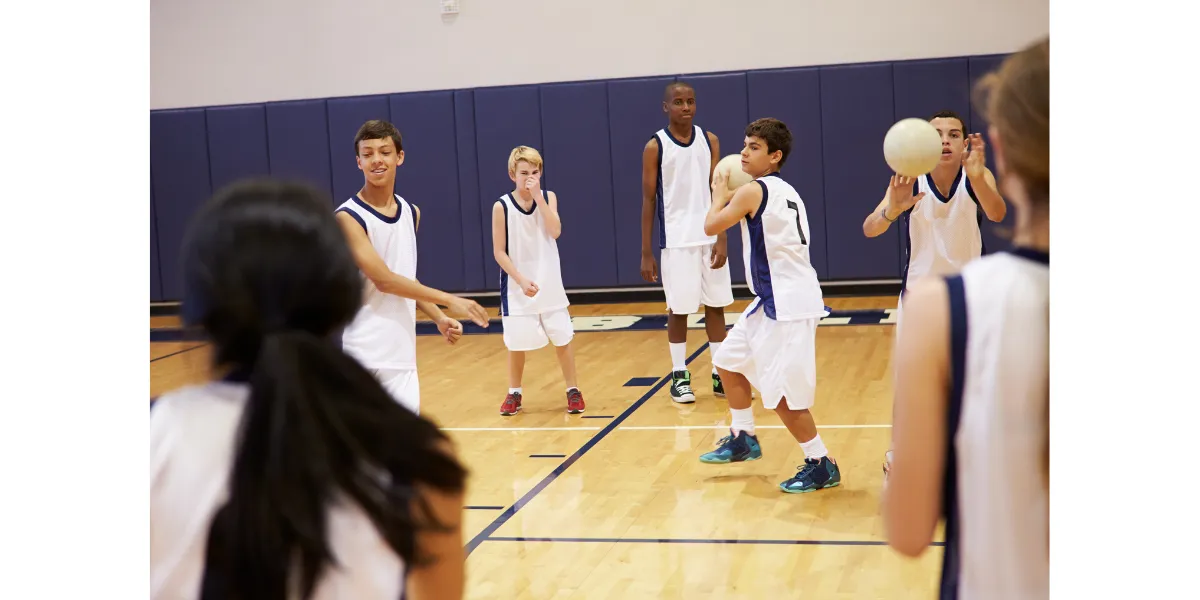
[499,200,510,317]
[899,208,913,295]
[654,136,666,250]
[962,176,987,255]
[926,168,964,204]
[1007,246,1049,265]
[409,201,419,232]
[964,175,979,205]
[898,181,919,296]
[939,274,969,600]
[663,124,697,148]
[352,194,403,224]
[335,207,368,235]
[508,192,537,216]
[746,179,776,319]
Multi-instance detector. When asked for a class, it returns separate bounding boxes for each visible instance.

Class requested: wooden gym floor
[150,296,940,599]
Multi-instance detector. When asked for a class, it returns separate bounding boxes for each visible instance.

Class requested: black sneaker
[712,372,725,397]
[669,370,695,404]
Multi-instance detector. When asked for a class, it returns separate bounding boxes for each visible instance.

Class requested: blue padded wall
[473,86,543,290]
[820,63,899,280]
[266,100,333,202]
[150,108,211,300]
[206,104,270,192]
[684,72,750,284]
[892,58,972,272]
[893,59,971,124]
[389,91,465,292]
[453,90,486,291]
[607,76,676,287]
[540,81,618,288]
[968,55,1011,254]
[747,67,828,278]
[150,53,1011,301]
[327,95,391,203]
[151,182,163,302]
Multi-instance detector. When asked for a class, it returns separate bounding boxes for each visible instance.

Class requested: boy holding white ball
[865,111,1007,476]
[697,117,841,495]
[862,110,1007,294]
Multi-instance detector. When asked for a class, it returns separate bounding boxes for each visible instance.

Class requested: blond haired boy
[490,146,585,416]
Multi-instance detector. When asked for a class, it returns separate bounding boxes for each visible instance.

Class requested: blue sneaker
[779,457,842,494]
[699,429,763,464]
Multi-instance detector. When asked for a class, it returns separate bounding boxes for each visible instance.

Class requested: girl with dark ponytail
[150,178,467,599]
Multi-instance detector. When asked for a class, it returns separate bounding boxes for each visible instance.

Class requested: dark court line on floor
[150,343,208,363]
[464,343,710,556]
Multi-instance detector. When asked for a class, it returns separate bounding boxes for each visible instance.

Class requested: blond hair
[507,146,544,175]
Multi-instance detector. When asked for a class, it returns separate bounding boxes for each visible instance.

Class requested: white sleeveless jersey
[901,167,983,290]
[654,125,716,249]
[150,381,406,599]
[940,248,1049,600]
[738,174,826,321]
[497,192,569,317]
[336,195,418,370]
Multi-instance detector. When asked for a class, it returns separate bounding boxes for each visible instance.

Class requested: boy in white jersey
[864,111,1007,475]
[862,110,1007,294]
[697,118,842,495]
[491,146,586,416]
[335,119,490,414]
[640,81,734,404]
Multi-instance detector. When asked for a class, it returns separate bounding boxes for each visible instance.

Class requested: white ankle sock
[708,342,722,373]
[800,435,828,460]
[509,387,522,395]
[730,407,755,435]
[669,342,687,371]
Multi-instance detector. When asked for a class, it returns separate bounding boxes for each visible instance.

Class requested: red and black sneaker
[500,392,522,416]
[566,388,585,414]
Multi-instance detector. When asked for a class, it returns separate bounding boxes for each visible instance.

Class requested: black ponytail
[180,179,467,600]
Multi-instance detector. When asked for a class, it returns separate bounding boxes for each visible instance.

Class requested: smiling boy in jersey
[334,119,490,415]
[492,146,585,416]
[698,118,841,494]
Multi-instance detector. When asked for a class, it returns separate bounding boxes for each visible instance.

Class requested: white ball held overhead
[883,118,942,177]
[716,154,755,191]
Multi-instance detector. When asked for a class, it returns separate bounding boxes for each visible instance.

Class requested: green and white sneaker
[670,370,695,404]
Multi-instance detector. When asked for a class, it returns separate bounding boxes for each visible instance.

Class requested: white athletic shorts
[372,368,420,414]
[713,299,819,411]
[502,307,574,352]
[660,244,734,315]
